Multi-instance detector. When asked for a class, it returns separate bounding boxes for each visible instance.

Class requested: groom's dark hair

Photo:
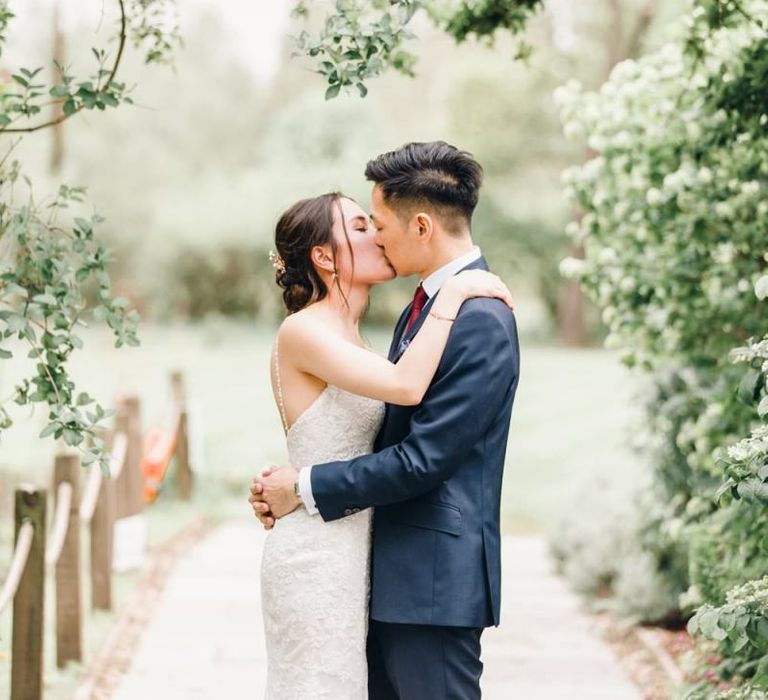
[364,141,483,235]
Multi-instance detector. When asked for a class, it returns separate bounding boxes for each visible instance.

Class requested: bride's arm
[281,270,514,406]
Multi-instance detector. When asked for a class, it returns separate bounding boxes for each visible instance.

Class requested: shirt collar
[420,246,482,299]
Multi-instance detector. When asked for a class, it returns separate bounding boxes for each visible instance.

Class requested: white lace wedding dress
[261,340,385,699]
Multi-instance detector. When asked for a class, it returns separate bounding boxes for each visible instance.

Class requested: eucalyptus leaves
[0,0,179,472]
[291,0,543,98]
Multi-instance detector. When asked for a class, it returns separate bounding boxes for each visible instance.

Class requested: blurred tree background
[13,0,688,338]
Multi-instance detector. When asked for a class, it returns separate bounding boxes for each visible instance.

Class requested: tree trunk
[556,0,658,346]
[50,4,65,174]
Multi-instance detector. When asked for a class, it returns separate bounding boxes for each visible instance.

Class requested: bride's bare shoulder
[276,308,333,349]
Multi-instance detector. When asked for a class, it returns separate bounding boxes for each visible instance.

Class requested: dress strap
[273,337,289,435]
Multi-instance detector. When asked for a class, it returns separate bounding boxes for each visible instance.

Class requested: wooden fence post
[11,484,47,700]
[112,394,147,571]
[170,370,193,500]
[53,453,82,667]
[170,369,185,404]
[114,395,143,519]
[176,409,192,501]
[113,400,130,519]
[91,428,116,610]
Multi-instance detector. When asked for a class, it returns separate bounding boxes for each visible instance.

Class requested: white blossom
[563,120,585,140]
[598,247,618,264]
[741,180,760,196]
[712,242,736,265]
[559,256,588,278]
[715,201,733,217]
[686,121,702,140]
[646,188,663,206]
[564,221,581,238]
[755,275,768,300]
[620,276,637,293]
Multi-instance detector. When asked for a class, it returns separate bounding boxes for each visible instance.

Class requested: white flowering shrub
[556,23,768,371]
[555,0,768,693]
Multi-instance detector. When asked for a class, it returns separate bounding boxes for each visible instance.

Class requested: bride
[258,190,513,699]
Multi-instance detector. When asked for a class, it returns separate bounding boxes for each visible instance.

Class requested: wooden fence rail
[0,371,194,700]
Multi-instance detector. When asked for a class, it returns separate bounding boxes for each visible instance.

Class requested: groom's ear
[412,212,434,241]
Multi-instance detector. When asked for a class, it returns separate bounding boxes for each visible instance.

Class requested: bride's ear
[310,245,335,276]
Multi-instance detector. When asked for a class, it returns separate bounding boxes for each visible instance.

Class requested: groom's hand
[250,464,301,521]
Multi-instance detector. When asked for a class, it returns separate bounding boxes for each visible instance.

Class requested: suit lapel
[392,255,490,362]
[379,302,414,447]
[388,303,412,362]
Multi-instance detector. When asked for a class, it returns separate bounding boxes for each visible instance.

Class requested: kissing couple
[249,140,521,699]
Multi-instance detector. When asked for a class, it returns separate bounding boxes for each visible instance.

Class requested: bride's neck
[320,282,370,328]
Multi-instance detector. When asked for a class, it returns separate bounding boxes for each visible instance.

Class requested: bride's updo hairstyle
[273,192,354,314]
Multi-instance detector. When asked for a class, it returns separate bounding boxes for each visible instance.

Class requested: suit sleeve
[309,304,519,521]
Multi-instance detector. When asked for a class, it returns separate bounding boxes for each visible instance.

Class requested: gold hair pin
[269,250,286,273]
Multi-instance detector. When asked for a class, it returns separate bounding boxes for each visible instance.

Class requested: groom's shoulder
[449,299,518,361]
[457,297,518,337]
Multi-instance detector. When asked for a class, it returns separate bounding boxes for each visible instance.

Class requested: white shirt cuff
[298,466,319,515]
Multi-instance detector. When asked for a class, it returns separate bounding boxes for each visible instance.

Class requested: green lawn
[0,318,647,530]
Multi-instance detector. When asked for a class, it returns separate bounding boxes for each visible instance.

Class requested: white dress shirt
[297,246,483,515]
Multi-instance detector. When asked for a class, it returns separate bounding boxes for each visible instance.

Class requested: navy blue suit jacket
[310,256,520,628]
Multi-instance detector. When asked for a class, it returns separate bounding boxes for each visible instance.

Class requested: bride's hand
[444,270,515,309]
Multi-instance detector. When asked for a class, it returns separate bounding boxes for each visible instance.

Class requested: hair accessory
[269,250,286,273]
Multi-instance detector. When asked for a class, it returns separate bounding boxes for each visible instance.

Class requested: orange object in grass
[141,423,178,504]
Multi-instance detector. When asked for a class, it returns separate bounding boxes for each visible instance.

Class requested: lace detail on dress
[261,342,385,699]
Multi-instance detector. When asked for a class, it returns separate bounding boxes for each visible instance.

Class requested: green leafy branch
[714,336,768,505]
[0,0,180,134]
[293,0,422,99]
[687,576,768,685]
[0,0,178,472]
[0,162,140,472]
[435,0,541,59]
[292,0,543,98]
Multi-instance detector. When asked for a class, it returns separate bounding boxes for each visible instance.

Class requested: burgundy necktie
[404,284,428,336]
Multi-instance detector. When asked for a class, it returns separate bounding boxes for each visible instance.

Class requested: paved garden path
[107,517,642,700]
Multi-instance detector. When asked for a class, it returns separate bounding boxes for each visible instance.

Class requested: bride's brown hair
[273,192,354,314]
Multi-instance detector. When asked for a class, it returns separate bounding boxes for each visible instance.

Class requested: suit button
[343,508,352,515]
[352,507,361,514]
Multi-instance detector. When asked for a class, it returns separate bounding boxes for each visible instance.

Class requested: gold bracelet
[429,309,456,322]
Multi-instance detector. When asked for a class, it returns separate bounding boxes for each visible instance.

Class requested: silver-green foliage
[291,0,543,98]
[0,0,179,472]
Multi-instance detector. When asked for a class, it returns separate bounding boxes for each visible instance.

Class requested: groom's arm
[306,302,519,522]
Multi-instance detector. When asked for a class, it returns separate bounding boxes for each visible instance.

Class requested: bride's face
[331,197,396,287]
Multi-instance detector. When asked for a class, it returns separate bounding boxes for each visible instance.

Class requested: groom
[250,141,520,699]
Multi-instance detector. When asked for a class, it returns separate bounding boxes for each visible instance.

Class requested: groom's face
[370,184,425,278]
